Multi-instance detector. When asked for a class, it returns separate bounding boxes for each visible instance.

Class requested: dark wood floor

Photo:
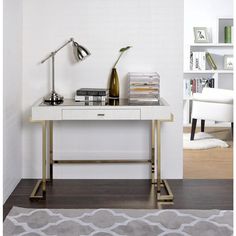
[3,179,233,220]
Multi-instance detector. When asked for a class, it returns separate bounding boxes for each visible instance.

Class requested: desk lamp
[41,38,90,105]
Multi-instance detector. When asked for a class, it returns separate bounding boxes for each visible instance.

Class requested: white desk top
[32,98,172,121]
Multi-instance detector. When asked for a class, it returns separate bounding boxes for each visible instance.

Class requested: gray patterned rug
[4,207,233,236]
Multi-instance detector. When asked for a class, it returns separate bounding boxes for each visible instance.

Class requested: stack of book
[190,51,217,70]
[75,88,109,102]
[128,72,160,103]
[183,77,215,98]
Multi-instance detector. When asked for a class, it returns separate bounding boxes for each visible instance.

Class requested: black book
[208,78,215,88]
[76,88,109,96]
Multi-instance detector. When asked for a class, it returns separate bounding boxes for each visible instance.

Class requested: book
[75,101,106,106]
[208,78,215,88]
[75,95,107,102]
[206,52,217,70]
[199,52,206,70]
[183,77,215,98]
[76,88,109,96]
[190,52,193,70]
[191,52,206,70]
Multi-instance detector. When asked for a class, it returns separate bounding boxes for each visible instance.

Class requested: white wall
[22,0,183,179]
[3,0,23,202]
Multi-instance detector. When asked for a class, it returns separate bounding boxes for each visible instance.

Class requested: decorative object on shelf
[109,46,131,98]
[206,52,217,70]
[224,26,232,43]
[193,27,210,43]
[75,88,109,102]
[218,18,234,43]
[41,38,91,105]
[128,72,160,104]
[224,55,233,70]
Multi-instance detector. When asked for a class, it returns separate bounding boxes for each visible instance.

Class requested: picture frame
[224,55,233,70]
[193,27,210,43]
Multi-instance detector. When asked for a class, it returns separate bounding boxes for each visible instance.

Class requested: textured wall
[22,0,183,179]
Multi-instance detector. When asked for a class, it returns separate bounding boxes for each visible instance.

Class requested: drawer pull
[97,113,105,116]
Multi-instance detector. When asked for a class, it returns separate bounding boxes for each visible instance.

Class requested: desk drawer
[62,109,140,120]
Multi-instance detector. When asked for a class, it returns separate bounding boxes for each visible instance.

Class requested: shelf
[184,70,233,74]
[190,43,233,47]
[183,97,193,100]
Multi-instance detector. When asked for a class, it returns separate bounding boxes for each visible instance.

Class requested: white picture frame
[193,27,210,43]
[224,55,233,70]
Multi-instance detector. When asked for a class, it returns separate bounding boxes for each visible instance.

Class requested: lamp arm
[41,38,74,63]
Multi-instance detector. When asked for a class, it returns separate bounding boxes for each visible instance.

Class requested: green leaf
[119,46,132,52]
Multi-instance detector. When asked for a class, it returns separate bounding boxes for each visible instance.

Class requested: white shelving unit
[183,17,234,126]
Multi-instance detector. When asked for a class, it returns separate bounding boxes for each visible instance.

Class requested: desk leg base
[30,180,47,200]
[151,165,156,185]
[157,180,174,207]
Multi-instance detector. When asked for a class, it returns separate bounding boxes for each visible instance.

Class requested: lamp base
[44,91,64,105]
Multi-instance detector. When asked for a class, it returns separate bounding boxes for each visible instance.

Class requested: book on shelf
[190,51,206,71]
[75,95,107,102]
[76,88,109,96]
[183,77,215,98]
[206,52,217,70]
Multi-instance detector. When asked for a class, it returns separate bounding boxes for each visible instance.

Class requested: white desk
[30,98,174,204]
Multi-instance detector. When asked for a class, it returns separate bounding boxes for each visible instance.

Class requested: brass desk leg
[155,120,174,207]
[151,121,155,184]
[49,121,53,182]
[153,120,158,187]
[30,121,47,200]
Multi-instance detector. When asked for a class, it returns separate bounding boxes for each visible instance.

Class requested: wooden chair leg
[201,120,205,132]
[231,123,234,140]
[190,119,197,140]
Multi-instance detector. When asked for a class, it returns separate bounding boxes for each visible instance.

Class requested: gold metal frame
[49,121,53,181]
[30,113,174,204]
[54,160,151,164]
[30,121,47,200]
[153,116,174,205]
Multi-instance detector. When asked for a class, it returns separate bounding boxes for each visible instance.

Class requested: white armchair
[190,88,234,140]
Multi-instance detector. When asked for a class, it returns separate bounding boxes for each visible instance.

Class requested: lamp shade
[73,41,91,61]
